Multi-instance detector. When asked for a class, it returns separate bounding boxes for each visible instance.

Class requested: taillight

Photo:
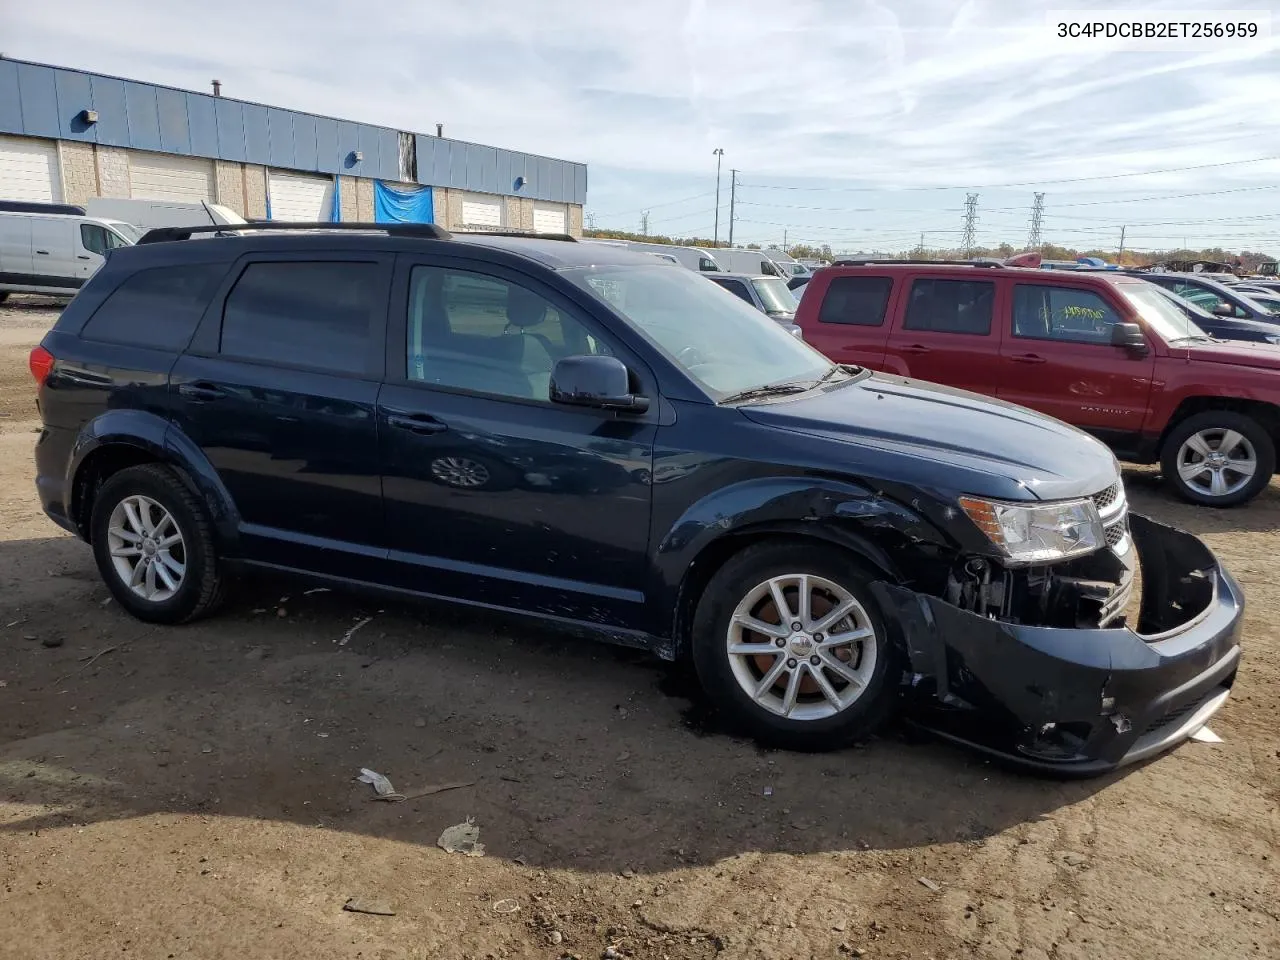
[29,346,55,386]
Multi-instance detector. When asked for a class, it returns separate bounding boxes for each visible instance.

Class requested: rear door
[883,273,1005,393]
[29,216,79,287]
[0,215,35,283]
[172,253,392,576]
[801,274,895,367]
[996,281,1155,444]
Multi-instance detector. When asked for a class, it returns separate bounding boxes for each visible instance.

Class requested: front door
[378,259,656,628]
[996,282,1155,444]
[883,275,1005,395]
[171,253,392,576]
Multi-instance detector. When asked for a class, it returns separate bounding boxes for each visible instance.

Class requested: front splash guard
[872,513,1244,774]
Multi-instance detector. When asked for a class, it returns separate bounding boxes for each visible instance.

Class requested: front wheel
[691,541,901,751]
[1160,412,1275,507]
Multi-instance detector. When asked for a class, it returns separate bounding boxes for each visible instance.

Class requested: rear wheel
[90,464,224,623]
[691,541,900,750]
[1161,411,1274,506]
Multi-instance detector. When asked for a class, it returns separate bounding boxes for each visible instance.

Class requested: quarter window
[902,279,994,334]
[81,264,223,350]
[710,278,755,305]
[817,276,892,326]
[1012,285,1123,344]
[406,266,611,401]
[220,261,380,375]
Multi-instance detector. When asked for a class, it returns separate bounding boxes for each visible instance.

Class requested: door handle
[177,381,227,402]
[900,343,931,354]
[35,249,50,255]
[385,411,448,435]
[1009,353,1047,364]
[77,255,92,260]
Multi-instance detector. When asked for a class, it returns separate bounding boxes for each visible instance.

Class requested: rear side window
[711,278,755,305]
[80,264,223,350]
[220,261,379,375]
[1012,285,1123,344]
[903,279,994,335]
[818,276,892,326]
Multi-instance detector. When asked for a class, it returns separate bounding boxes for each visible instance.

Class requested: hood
[740,372,1118,501]
[1180,339,1280,371]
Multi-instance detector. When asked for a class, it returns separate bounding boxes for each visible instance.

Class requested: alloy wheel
[1175,428,1257,499]
[106,495,187,602]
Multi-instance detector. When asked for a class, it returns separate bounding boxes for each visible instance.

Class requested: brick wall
[243,165,268,219]
[214,161,245,215]
[93,147,130,198]
[517,198,536,232]
[56,141,97,206]
[432,188,450,228]
[355,179,374,221]
[568,204,583,238]
[446,190,464,230]
[339,176,358,222]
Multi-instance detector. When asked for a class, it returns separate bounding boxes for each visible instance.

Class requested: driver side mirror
[550,355,649,413]
[1211,302,1234,316]
[1111,322,1149,356]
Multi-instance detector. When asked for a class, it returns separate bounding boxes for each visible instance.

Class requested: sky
[4,0,1280,253]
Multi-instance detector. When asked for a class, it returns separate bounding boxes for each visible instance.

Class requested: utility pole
[1027,192,1045,250]
[728,169,739,247]
[640,210,650,236]
[916,232,925,256]
[783,228,787,251]
[712,148,724,245]
[961,193,979,258]
[1118,225,1126,263]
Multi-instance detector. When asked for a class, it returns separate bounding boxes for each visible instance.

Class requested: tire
[89,464,224,624]
[691,541,901,751]
[1160,411,1275,507]
[0,292,9,304]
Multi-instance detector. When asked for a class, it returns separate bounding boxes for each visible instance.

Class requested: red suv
[796,261,1280,506]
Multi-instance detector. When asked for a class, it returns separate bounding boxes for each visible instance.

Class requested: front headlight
[958,496,1104,564]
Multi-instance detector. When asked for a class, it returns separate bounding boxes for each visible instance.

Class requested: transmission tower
[961,193,979,257]
[639,210,650,235]
[586,212,597,230]
[1027,192,1045,250]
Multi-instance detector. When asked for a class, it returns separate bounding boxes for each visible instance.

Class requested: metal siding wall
[267,107,295,168]
[494,150,512,195]
[89,76,129,146]
[377,127,399,180]
[187,94,219,156]
[356,124,379,177]
[337,121,361,174]
[242,103,271,165]
[315,116,340,175]
[536,157,555,202]
[0,61,21,134]
[214,97,247,161]
[574,163,587,205]
[156,87,191,154]
[123,81,162,150]
[293,113,318,172]
[54,70,95,141]
[17,63,60,138]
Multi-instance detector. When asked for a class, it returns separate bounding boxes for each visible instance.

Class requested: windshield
[752,277,797,314]
[568,264,830,397]
[1247,292,1280,314]
[1120,283,1207,341]
[105,220,144,243]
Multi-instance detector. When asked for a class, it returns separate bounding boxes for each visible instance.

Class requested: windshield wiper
[813,363,861,386]
[719,381,813,404]
[1169,335,1221,344]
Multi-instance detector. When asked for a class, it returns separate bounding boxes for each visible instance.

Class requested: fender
[652,475,950,652]
[66,410,241,546]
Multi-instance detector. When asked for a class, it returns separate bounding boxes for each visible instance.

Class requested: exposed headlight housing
[1266,335,1280,345]
[958,496,1104,564]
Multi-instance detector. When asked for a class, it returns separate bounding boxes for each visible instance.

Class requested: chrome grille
[1092,483,1120,512]
[1105,518,1129,547]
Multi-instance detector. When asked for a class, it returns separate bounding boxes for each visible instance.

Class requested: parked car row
[30,224,1242,774]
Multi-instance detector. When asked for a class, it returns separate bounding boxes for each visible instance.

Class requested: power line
[588,190,716,218]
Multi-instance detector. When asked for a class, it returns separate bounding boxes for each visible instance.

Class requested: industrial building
[0,58,586,234]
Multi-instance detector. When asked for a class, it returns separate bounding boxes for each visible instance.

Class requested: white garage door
[532,201,568,234]
[459,192,504,229]
[268,170,335,221]
[129,151,215,202]
[0,135,62,203]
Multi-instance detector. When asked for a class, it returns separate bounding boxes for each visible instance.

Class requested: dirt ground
[0,295,1276,960]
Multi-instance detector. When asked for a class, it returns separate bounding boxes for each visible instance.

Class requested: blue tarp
[374,181,434,223]
[331,176,342,222]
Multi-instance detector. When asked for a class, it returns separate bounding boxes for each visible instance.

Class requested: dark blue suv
[29,224,1243,773]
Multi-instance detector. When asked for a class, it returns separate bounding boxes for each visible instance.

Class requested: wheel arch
[1158,396,1280,469]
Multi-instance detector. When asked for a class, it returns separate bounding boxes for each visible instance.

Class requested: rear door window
[219,261,381,376]
[80,264,224,350]
[1012,285,1123,344]
[902,278,995,334]
[817,276,892,326]
[710,277,755,305]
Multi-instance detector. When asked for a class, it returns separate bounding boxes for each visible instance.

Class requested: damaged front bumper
[874,514,1243,776]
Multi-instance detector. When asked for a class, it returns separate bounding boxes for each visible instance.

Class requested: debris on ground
[1191,725,1223,743]
[492,898,520,914]
[356,768,405,801]
[763,786,773,797]
[603,946,623,959]
[548,930,563,945]
[343,897,395,916]
[244,646,270,661]
[337,616,374,645]
[1060,851,1088,867]
[918,877,941,892]
[438,818,485,856]
[40,635,63,648]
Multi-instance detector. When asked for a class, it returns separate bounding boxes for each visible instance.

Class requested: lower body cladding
[874,514,1243,775]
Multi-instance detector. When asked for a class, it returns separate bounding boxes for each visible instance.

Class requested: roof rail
[136,221,453,245]
[832,257,1003,268]
[458,230,579,242]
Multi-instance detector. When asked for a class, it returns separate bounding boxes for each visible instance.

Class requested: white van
[696,248,788,277]
[0,211,140,298]
[85,198,246,231]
